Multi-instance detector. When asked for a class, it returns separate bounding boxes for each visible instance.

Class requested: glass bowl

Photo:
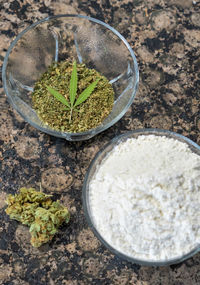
[2,15,139,141]
[82,128,200,266]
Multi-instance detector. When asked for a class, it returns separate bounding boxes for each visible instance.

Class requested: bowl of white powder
[82,128,200,266]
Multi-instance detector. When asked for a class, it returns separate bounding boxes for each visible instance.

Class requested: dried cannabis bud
[5,188,70,247]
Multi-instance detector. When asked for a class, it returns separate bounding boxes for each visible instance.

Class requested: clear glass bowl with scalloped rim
[2,15,139,141]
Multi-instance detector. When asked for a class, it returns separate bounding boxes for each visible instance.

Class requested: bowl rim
[2,14,139,141]
[82,128,200,266]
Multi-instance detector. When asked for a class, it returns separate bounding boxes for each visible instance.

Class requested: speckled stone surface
[0,0,200,284]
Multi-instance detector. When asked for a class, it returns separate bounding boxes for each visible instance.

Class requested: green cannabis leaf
[69,60,78,107]
[47,61,99,122]
[46,86,70,109]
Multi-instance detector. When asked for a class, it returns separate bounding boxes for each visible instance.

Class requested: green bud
[5,187,70,247]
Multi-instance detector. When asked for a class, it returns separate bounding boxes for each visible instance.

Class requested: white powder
[89,135,200,261]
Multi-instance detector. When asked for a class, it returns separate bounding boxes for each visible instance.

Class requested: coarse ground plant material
[46,61,100,123]
[5,187,70,247]
[32,61,115,133]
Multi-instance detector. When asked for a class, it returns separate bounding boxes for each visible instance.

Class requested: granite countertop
[0,0,200,284]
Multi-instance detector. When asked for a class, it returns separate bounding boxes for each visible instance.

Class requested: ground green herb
[47,61,100,122]
[5,187,70,247]
[32,60,114,133]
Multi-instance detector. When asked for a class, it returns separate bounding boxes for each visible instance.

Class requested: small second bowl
[2,14,139,141]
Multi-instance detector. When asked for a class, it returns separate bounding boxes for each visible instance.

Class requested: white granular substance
[89,135,200,261]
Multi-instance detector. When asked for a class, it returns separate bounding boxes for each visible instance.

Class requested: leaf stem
[69,108,73,122]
